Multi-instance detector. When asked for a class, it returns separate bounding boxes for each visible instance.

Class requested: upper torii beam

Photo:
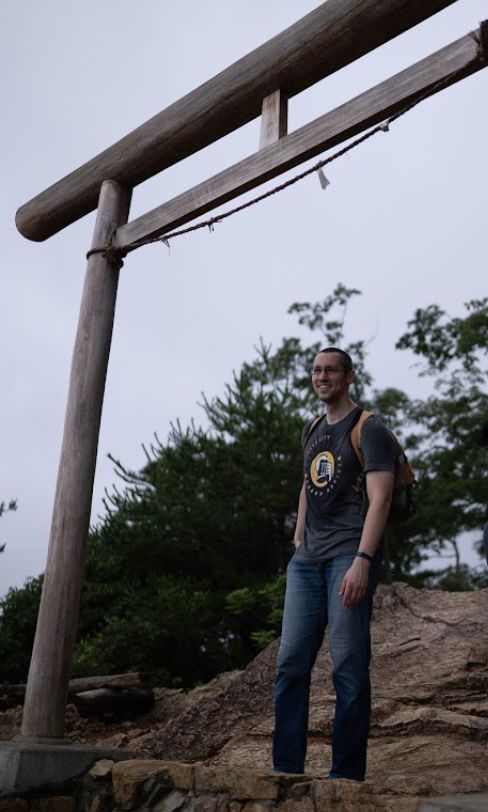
[17,0,459,243]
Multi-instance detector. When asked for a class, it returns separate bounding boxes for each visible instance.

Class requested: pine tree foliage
[0,499,17,555]
[0,291,486,685]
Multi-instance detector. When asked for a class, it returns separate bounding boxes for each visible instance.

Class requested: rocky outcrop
[1,584,487,799]
[135,584,488,797]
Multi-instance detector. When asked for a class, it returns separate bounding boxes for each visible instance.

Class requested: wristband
[355,550,374,563]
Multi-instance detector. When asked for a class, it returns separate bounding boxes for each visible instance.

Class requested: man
[273,347,395,781]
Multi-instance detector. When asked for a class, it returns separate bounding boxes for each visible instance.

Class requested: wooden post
[20,180,131,740]
[260,90,288,148]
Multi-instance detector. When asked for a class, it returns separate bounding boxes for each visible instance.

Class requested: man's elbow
[369,492,393,513]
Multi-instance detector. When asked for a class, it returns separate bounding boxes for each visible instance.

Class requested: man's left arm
[339,470,394,609]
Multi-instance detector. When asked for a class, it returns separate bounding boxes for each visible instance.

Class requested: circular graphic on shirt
[310,450,335,489]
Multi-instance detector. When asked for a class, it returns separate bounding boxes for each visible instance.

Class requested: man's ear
[347,369,356,385]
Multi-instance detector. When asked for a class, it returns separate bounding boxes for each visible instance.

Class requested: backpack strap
[350,410,374,468]
[302,413,327,448]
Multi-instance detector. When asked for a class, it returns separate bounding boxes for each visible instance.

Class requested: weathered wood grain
[16,0,458,241]
[260,90,288,149]
[114,31,484,250]
[0,673,154,711]
[20,180,131,740]
[67,673,154,695]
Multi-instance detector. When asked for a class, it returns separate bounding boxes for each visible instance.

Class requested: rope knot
[103,244,125,270]
[86,233,126,269]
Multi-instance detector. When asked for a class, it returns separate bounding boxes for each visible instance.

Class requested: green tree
[1,291,486,686]
[0,499,17,554]
[394,298,488,586]
[0,575,42,683]
[73,285,368,683]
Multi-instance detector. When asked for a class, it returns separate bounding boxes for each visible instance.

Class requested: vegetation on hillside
[0,289,486,685]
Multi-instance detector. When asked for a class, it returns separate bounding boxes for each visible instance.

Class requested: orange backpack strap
[303,413,327,447]
[350,410,373,468]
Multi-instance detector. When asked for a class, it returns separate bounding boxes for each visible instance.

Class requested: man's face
[311,352,354,404]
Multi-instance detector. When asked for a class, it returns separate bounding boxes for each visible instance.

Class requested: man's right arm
[294,479,307,548]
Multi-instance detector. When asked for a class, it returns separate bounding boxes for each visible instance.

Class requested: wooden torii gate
[15,0,487,741]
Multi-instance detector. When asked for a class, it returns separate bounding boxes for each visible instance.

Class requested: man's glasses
[311,365,343,376]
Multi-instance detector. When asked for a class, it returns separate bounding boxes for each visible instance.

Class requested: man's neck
[325,398,357,425]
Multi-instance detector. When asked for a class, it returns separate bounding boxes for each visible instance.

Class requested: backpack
[351,410,415,522]
[303,410,415,523]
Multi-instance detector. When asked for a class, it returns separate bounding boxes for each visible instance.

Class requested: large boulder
[136,583,488,797]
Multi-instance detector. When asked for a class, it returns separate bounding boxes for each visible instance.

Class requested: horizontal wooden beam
[113,29,485,250]
[16,0,458,242]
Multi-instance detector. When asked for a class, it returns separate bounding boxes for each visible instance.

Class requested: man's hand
[339,557,370,608]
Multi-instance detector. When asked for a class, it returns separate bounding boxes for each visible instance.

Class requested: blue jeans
[273,554,378,780]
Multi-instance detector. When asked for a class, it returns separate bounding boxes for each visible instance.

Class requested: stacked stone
[0,759,420,812]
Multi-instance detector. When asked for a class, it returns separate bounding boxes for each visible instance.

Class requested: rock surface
[1,583,487,798]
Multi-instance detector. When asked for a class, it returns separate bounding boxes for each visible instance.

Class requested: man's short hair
[318,347,354,373]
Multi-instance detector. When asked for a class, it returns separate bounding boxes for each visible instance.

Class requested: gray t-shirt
[294,407,395,563]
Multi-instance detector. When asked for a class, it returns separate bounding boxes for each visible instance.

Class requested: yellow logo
[310,451,335,489]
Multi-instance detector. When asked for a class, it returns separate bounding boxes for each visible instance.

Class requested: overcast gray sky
[1,1,487,597]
